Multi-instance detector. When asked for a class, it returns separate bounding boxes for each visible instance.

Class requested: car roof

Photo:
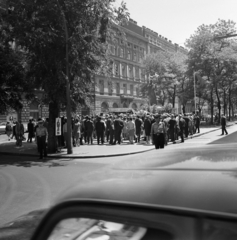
[56,146,237,216]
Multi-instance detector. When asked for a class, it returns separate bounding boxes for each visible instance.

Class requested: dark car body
[31,145,237,240]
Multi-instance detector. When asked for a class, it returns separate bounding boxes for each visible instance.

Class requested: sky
[114,0,237,47]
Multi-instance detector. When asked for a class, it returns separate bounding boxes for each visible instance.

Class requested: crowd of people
[3,111,230,159]
[58,112,201,150]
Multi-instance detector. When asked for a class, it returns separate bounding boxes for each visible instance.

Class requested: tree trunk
[228,87,231,121]
[223,90,226,116]
[48,101,60,153]
[210,88,213,124]
[215,87,221,124]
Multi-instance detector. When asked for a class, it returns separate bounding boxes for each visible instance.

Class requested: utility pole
[57,1,73,154]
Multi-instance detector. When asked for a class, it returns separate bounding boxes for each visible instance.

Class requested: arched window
[113,103,119,108]
[101,102,109,113]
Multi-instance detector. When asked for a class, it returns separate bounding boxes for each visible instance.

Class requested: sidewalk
[0,123,235,159]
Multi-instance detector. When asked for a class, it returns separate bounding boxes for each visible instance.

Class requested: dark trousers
[153,133,165,149]
[37,136,47,159]
[179,129,184,142]
[109,130,114,144]
[106,130,110,142]
[16,134,23,146]
[97,131,104,144]
[170,129,175,142]
[87,132,93,144]
[185,127,189,138]
[222,126,228,135]
[114,130,122,144]
[195,125,200,133]
[136,131,141,142]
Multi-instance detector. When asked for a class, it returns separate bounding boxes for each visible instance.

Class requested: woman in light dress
[73,118,81,147]
[127,117,135,144]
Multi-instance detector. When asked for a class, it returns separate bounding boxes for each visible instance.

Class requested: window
[116,82,120,96]
[120,47,124,58]
[114,62,119,76]
[128,65,133,79]
[99,80,104,95]
[136,87,139,96]
[108,81,113,96]
[110,45,116,55]
[123,84,127,94]
[133,51,137,62]
[130,85,133,96]
[127,49,131,60]
[121,64,126,78]
[135,67,139,79]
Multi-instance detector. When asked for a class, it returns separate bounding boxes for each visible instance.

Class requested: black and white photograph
[1,0,237,239]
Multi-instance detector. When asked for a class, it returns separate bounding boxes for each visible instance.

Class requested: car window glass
[47,218,173,240]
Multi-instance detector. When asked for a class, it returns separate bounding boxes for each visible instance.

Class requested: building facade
[93,18,188,114]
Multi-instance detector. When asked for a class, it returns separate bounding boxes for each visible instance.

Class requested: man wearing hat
[113,115,124,145]
[150,114,166,149]
[36,119,48,159]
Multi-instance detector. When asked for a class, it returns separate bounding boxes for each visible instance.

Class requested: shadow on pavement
[0,154,70,168]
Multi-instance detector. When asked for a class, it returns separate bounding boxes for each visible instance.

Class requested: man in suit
[113,115,124,145]
[135,115,143,143]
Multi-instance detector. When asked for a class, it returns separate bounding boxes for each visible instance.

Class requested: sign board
[55,118,61,136]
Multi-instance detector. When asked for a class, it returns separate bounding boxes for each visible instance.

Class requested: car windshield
[1,1,237,240]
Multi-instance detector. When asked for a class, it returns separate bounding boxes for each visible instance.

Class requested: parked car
[0,122,6,135]
[31,147,237,240]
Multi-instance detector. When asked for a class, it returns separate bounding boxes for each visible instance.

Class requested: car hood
[57,145,237,215]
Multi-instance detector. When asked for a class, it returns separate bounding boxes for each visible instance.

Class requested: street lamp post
[193,71,196,114]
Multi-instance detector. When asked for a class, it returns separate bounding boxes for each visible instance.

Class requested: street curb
[0,122,236,159]
[0,146,155,159]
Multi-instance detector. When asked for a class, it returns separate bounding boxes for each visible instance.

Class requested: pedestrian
[105,115,112,142]
[144,115,152,144]
[135,115,143,143]
[86,117,94,144]
[195,114,200,133]
[63,118,68,148]
[36,119,48,159]
[178,115,186,143]
[11,121,16,139]
[168,114,177,144]
[150,114,166,149]
[15,120,24,147]
[221,114,228,135]
[5,122,12,141]
[183,114,190,138]
[95,116,105,144]
[72,118,81,147]
[113,115,124,145]
[27,119,35,143]
[188,114,194,138]
[109,116,115,145]
[127,117,135,144]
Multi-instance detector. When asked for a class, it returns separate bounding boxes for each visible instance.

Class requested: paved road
[0,124,237,228]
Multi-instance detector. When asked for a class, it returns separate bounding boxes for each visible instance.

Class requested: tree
[3,0,128,153]
[0,24,31,113]
[186,19,237,123]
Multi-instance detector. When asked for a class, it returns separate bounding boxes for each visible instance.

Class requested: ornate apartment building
[94,18,187,114]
